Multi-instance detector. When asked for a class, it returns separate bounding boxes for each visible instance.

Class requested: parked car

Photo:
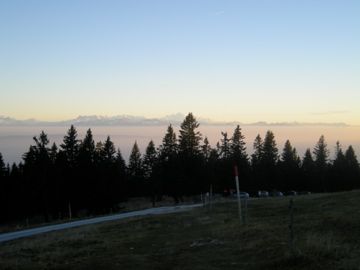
[240,192,250,199]
[257,190,269,197]
[270,191,284,197]
[232,191,250,199]
[297,191,311,195]
[284,190,297,196]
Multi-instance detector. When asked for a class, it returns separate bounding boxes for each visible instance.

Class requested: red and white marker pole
[234,165,242,222]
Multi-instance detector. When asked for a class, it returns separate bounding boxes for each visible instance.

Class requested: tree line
[0,113,359,224]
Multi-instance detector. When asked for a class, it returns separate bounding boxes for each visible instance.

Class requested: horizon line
[0,114,353,127]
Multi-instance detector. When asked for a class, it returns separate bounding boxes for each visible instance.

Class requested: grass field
[1,191,360,270]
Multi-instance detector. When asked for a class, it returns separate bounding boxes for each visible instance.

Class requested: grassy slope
[1,191,360,270]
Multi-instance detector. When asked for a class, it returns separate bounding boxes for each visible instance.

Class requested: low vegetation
[1,191,360,270]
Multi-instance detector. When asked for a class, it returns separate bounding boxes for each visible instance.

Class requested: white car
[257,190,269,197]
[232,192,250,199]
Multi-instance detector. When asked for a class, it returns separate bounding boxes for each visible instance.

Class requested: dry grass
[0,195,200,234]
[1,191,360,269]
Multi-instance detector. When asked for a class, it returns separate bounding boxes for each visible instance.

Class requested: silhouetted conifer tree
[115,149,128,201]
[301,148,315,191]
[77,129,96,212]
[201,137,212,162]
[178,113,204,195]
[0,153,7,222]
[49,143,58,164]
[230,125,250,190]
[345,145,360,189]
[278,140,301,190]
[313,135,329,169]
[313,135,329,191]
[330,141,347,190]
[143,140,158,205]
[179,113,202,157]
[258,131,278,190]
[23,131,52,221]
[60,125,80,166]
[251,134,263,168]
[219,132,230,160]
[345,146,359,171]
[262,131,278,167]
[143,140,157,179]
[129,141,142,176]
[159,124,178,160]
[230,125,248,161]
[217,131,233,192]
[0,153,5,175]
[128,141,144,196]
[102,136,116,162]
[98,136,118,211]
[60,126,80,216]
[79,129,95,165]
[158,125,180,201]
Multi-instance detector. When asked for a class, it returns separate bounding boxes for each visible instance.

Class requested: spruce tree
[201,137,212,161]
[333,141,346,169]
[281,140,300,168]
[77,129,96,212]
[59,126,80,215]
[129,142,142,175]
[158,125,179,200]
[102,136,116,163]
[251,134,263,168]
[262,130,278,167]
[313,135,329,191]
[143,140,157,179]
[345,145,360,189]
[115,149,128,201]
[178,113,202,157]
[128,141,144,196]
[115,149,127,175]
[330,141,347,191]
[313,135,329,170]
[49,143,58,164]
[279,140,300,190]
[26,131,52,221]
[60,125,80,167]
[0,153,5,177]
[0,153,8,223]
[302,149,314,171]
[230,125,248,162]
[219,132,230,159]
[95,141,104,163]
[345,145,359,170]
[178,113,203,195]
[230,125,250,187]
[301,148,315,191]
[79,128,95,165]
[159,124,178,161]
[256,131,278,190]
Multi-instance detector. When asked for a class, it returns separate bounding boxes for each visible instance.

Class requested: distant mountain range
[0,114,348,127]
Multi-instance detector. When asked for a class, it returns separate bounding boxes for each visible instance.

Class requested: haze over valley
[0,114,358,165]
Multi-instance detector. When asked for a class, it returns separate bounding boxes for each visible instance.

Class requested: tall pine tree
[313,135,329,191]
[178,113,202,157]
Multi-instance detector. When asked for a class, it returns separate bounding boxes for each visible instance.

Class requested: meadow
[1,191,360,270]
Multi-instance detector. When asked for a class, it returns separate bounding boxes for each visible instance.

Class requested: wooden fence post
[289,198,295,255]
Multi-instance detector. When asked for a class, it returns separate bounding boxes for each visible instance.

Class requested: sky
[1,0,359,125]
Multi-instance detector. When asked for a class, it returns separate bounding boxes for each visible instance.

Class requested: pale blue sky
[1,0,359,124]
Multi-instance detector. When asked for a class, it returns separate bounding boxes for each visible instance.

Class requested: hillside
[1,191,360,270]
